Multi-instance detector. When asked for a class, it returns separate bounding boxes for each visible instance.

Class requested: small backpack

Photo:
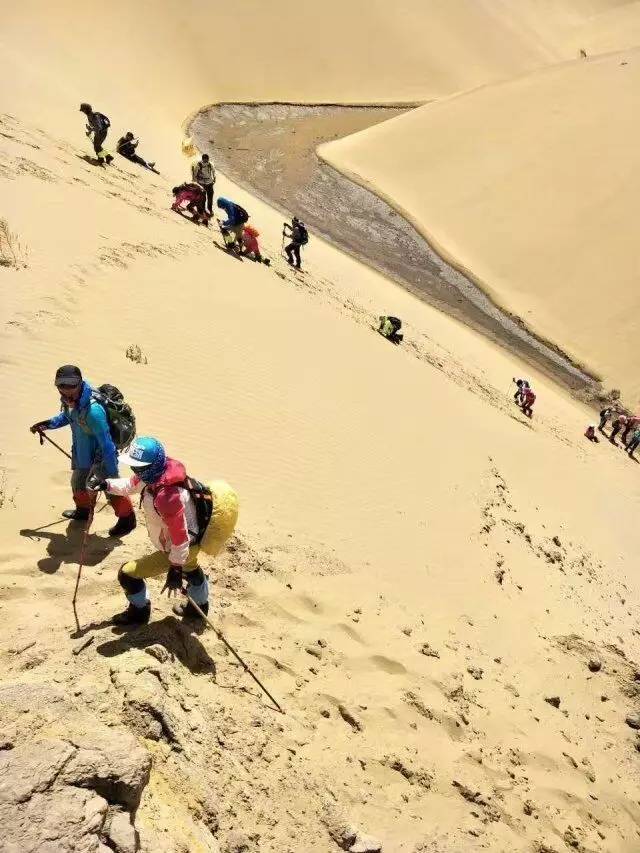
[95,112,110,131]
[92,384,136,450]
[182,477,214,543]
[235,204,249,224]
[296,223,309,245]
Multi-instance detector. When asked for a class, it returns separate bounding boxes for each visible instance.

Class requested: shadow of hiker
[20,520,122,575]
[96,616,216,676]
[75,153,106,168]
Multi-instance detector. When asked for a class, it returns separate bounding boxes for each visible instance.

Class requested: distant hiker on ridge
[283,216,309,270]
[117,132,159,173]
[598,405,618,433]
[520,385,536,418]
[191,153,216,215]
[609,413,628,445]
[512,377,530,405]
[89,436,238,625]
[80,103,113,165]
[29,365,136,536]
[377,315,403,345]
[217,197,249,253]
[626,427,640,459]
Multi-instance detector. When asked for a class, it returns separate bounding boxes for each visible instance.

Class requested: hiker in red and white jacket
[90,436,238,625]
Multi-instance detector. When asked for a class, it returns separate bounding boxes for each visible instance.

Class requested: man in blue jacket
[30,365,136,536]
[216,197,248,252]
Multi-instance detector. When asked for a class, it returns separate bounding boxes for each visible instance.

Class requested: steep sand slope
[3,0,631,113]
[321,49,640,404]
[2,109,640,853]
[2,3,640,851]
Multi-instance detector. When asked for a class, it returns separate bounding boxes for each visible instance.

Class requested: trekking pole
[182,589,285,714]
[36,428,72,460]
[72,492,97,632]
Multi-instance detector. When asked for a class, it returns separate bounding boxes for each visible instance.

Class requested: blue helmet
[119,436,166,483]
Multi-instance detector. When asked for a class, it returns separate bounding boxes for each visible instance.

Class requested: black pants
[285,242,301,268]
[201,183,214,214]
[93,129,108,158]
[122,151,149,169]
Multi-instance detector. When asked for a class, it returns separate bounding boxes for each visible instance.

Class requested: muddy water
[190,104,596,393]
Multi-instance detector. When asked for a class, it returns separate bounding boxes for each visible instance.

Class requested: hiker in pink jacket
[90,436,238,625]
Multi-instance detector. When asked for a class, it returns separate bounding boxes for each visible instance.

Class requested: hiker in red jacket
[171,183,208,224]
[521,387,536,418]
[91,436,238,625]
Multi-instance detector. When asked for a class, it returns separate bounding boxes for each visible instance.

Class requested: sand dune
[322,48,640,403]
[2,2,640,852]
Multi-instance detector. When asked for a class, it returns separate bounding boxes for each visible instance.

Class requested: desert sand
[1,2,640,853]
[321,48,640,403]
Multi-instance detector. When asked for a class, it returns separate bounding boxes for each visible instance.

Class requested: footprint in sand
[369,654,407,675]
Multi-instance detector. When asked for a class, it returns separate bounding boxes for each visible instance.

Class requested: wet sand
[190,103,597,394]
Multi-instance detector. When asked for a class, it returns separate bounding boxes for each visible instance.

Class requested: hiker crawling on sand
[513,378,530,405]
[585,425,599,443]
[117,132,158,173]
[520,385,536,418]
[378,315,403,344]
[241,224,268,263]
[88,436,238,625]
[172,183,209,224]
[217,197,249,252]
[80,103,113,165]
[191,153,216,215]
[29,365,136,536]
[283,216,309,270]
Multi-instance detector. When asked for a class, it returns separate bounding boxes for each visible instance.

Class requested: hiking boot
[108,513,137,538]
[112,602,151,626]
[105,154,114,165]
[62,507,90,522]
[172,599,209,620]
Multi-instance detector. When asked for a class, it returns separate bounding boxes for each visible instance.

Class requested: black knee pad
[184,566,205,587]
[118,566,146,594]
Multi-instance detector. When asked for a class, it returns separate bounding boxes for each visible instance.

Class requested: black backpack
[235,204,249,224]
[95,112,110,132]
[296,223,309,245]
[182,477,213,543]
[92,384,136,451]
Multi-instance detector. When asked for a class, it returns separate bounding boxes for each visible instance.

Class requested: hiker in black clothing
[80,103,112,165]
[117,132,159,173]
[283,216,309,270]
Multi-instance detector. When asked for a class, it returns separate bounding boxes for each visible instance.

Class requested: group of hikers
[80,103,310,269]
[30,365,238,626]
[80,104,159,173]
[592,406,640,459]
[171,157,309,269]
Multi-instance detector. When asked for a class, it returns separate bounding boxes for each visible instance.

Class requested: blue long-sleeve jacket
[216,197,244,228]
[47,381,119,476]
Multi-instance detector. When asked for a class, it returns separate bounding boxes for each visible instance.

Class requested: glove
[87,473,107,492]
[161,566,183,598]
[30,420,50,434]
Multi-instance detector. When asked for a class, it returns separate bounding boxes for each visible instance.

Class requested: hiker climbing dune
[29,365,136,537]
[89,436,238,625]
[283,216,308,270]
[80,103,113,165]
[217,196,249,253]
